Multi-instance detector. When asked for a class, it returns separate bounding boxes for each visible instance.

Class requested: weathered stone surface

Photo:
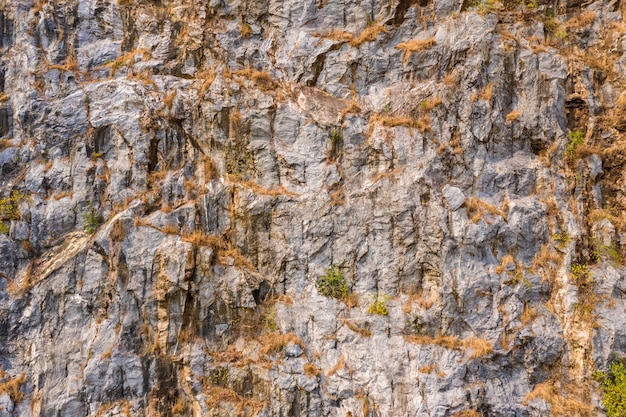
[0,0,624,416]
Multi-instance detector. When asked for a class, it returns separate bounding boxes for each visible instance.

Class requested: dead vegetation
[564,11,596,30]
[0,139,12,151]
[396,38,437,64]
[520,303,538,326]
[181,231,254,269]
[102,49,151,76]
[314,23,388,47]
[232,68,279,92]
[532,244,563,282]
[495,254,515,275]
[197,68,216,97]
[259,333,305,356]
[326,356,348,377]
[404,335,493,358]
[343,320,372,338]
[0,373,26,403]
[464,197,507,223]
[452,411,482,417]
[233,179,299,197]
[523,377,595,416]
[304,363,321,378]
[506,109,521,122]
[205,385,265,415]
[369,114,431,134]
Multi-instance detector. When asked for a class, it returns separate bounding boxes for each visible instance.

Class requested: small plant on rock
[367,295,389,316]
[0,190,28,221]
[316,265,348,299]
[566,130,585,156]
[83,207,101,234]
[595,360,626,417]
[327,128,343,162]
[571,263,592,285]
[553,230,569,245]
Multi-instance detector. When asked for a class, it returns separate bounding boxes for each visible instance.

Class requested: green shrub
[83,208,101,234]
[566,130,584,156]
[406,313,425,334]
[596,361,626,417]
[0,190,28,221]
[472,0,497,13]
[553,230,569,245]
[0,222,8,235]
[262,308,277,331]
[367,298,388,316]
[327,128,343,162]
[316,265,348,299]
[571,263,592,283]
[590,238,622,264]
[543,12,567,39]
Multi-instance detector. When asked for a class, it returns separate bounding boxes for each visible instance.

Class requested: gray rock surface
[0,0,624,416]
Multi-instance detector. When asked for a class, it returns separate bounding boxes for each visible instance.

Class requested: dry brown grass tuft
[234,179,299,197]
[464,197,507,224]
[344,292,360,308]
[520,304,538,326]
[161,224,179,235]
[480,84,493,101]
[240,21,252,38]
[532,245,562,281]
[203,156,219,181]
[369,113,431,135]
[315,24,388,47]
[452,411,482,417]
[181,231,255,270]
[103,49,151,76]
[500,331,514,350]
[0,93,8,103]
[232,69,278,92]
[396,38,436,64]
[405,335,493,359]
[405,334,463,350]
[171,396,187,415]
[47,51,79,73]
[523,378,594,416]
[0,373,26,403]
[163,91,176,110]
[506,109,521,122]
[340,100,362,119]
[443,72,457,86]
[316,29,354,43]
[128,70,156,88]
[369,114,415,128]
[564,11,596,29]
[351,24,388,46]
[418,365,438,374]
[329,187,345,206]
[0,139,12,151]
[343,320,372,338]
[465,337,494,359]
[52,191,73,200]
[205,385,264,415]
[260,333,305,356]
[304,363,321,378]
[404,291,436,313]
[197,68,216,97]
[326,356,346,377]
[421,96,443,112]
[495,254,515,274]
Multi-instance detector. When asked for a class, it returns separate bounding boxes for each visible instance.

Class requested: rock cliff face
[0,0,626,415]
